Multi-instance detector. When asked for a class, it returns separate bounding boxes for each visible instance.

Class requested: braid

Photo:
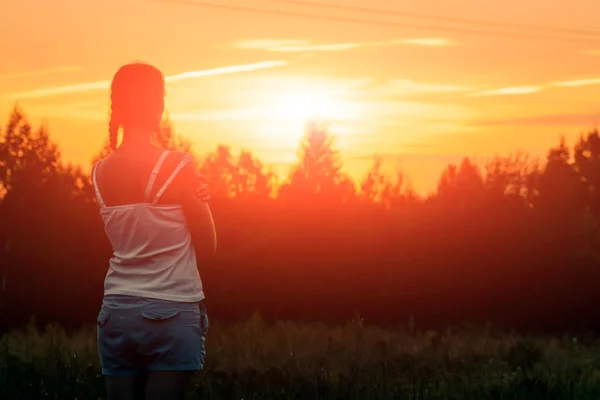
[108,107,120,150]
[155,121,167,149]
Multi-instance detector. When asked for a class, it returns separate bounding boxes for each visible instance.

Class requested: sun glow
[271,89,346,122]
[231,80,358,148]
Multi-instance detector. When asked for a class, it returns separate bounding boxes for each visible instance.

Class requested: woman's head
[109,62,165,150]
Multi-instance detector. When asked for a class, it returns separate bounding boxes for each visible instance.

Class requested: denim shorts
[96,296,209,377]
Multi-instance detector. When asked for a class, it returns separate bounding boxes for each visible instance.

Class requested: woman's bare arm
[175,158,217,259]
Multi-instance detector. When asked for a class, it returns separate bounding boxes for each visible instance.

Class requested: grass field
[1,314,600,399]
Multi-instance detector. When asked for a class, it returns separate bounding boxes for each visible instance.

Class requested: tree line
[1,107,599,333]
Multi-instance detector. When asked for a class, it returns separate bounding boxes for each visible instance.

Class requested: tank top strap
[143,151,170,203]
[152,153,194,204]
[91,161,106,208]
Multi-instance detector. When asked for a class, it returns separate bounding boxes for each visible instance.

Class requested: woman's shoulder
[166,151,197,172]
[169,150,194,162]
[152,150,198,187]
[93,152,114,173]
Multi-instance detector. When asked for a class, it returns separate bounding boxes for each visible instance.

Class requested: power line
[269,0,600,38]
[154,0,600,45]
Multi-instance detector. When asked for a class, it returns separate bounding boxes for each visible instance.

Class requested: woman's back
[93,147,204,303]
[95,62,215,398]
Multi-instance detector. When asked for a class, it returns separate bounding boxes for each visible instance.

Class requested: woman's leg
[134,374,148,400]
[105,376,137,400]
[105,374,149,400]
[144,371,195,400]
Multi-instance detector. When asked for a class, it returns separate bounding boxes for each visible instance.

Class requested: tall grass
[2,314,600,399]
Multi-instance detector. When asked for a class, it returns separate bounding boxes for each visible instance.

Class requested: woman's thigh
[145,370,195,400]
[104,376,137,400]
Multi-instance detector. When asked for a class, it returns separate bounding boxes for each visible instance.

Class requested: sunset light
[1,0,599,194]
[270,89,349,122]
[4,1,600,397]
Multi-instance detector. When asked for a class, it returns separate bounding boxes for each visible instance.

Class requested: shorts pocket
[141,309,181,322]
[97,308,111,328]
[199,304,209,334]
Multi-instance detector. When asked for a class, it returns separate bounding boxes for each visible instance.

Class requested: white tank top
[92,151,204,303]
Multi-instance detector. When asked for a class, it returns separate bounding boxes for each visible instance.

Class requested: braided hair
[108,62,166,150]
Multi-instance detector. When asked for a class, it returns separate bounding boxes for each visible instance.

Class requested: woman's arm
[176,159,217,259]
[195,175,211,201]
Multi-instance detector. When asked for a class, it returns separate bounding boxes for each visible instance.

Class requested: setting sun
[270,89,348,122]
[224,81,361,154]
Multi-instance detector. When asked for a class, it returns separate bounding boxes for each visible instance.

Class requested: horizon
[2,0,600,194]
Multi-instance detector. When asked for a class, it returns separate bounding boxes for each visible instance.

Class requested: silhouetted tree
[484,153,538,198]
[232,150,277,199]
[0,108,103,328]
[437,157,484,200]
[0,107,61,193]
[278,120,355,204]
[536,138,585,221]
[3,106,600,332]
[573,131,600,216]
[196,145,277,199]
[198,144,237,198]
[360,156,416,208]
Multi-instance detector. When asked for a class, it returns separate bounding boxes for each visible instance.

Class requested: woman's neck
[120,127,154,149]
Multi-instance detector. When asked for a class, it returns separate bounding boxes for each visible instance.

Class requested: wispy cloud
[469,75,600,98]
[235,40,361,52]
[472,86,543,97]
[465,75,600,98]
[582,49,600,56]
[381,79,468,95]
[165,61,286,82]
[171,109,267,121]
[472,112,600,127]
[3,61,288,100]
[5,80,109,100]
[552,78,600,87]
[0,65,82,79]
[352,78,470,104]
[27,101,108,121]
[391,38,459,47]
[234,38,458,53]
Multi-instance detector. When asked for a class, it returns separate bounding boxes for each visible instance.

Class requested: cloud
[582,49,600,56]
[0,65,82,79]
[234,38,459,53]
[353,78,470,103]
[551,78,600,87]
[391,38,459,47]
[4,80,110,100]
[469,76,600,98]
[381,79,468,96]
[235,40,361,52]
[463,75,600,98]
[171,109,266,121]
[472,86,543,97]
[165,61,287,82]
[29,106,107,121]
[472,112,600,127]
[3,61,288,100]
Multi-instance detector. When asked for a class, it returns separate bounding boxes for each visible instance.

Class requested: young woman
[92,62,217,400]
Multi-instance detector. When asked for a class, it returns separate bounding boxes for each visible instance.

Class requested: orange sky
[2,0,600,194]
